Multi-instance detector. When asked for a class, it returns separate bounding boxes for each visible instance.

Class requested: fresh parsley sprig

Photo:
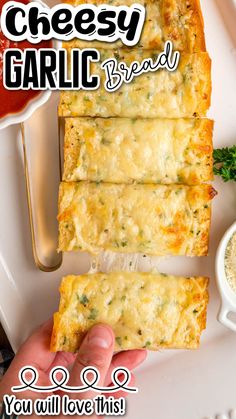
[213,146,236,182]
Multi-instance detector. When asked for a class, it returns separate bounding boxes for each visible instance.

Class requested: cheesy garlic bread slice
[51,272,209,352]
[59,50,211,118]
[65,0,206,52]
[58,182,216,256]
[63,117,213,184]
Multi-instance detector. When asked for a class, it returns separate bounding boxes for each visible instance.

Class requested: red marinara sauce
[0,0,52,119]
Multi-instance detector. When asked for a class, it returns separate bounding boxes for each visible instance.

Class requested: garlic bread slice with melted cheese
[63,117,213,185]
[58,182,216,256]
[51,272,209,352]
[59,50,211,118]
[65,0,206,52]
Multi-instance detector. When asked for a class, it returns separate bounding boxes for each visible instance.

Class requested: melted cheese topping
[51,272,209,352]
[59,50,211,118]
[58,182,215,256]
[65,0,206,51]
[63,117,213,184]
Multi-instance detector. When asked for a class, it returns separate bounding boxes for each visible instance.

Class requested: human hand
[0,319,147,417]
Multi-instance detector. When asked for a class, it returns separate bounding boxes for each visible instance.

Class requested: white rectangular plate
[0,1,236,418]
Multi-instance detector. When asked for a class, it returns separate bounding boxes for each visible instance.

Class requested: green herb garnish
[213,146,236,182]
[80,294,89,305]
[115,336,122,346]
[101,138,111,145]
[88,308,98,320]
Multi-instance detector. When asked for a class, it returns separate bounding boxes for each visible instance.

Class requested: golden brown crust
[198,52,212,114]
[50,273,209,352]
[185,184,216,256]
[161,0,206,52]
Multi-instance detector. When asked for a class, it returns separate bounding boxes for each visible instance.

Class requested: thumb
[68,324,114,399]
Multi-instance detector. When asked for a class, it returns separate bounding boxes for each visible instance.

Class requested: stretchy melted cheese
[63,118,213,184]
[65,0,206,51]
[59,50,211,118]
[51,272,209,352]
[58,182,215,256]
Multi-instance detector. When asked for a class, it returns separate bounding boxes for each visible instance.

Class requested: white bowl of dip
[216,221,236,331]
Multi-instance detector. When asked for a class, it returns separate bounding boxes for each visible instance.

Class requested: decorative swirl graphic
[12,366,138,394]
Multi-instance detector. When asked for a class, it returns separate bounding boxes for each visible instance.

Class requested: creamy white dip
[225,232,236,293]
